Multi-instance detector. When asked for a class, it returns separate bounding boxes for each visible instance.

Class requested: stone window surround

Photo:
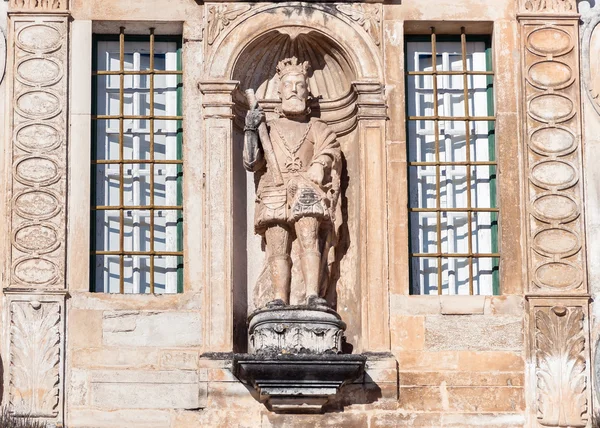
[67,18,523,316]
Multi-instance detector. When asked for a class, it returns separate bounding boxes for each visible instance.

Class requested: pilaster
[354,81,390,352]
[4,1,69,425]
[518,0,591,425]
[198,80,238,352]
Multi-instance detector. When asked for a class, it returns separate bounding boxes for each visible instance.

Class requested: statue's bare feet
[306,294,328,307]
[266,298,286,308]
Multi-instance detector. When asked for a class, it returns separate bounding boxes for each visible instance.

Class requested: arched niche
[199,3,389,353]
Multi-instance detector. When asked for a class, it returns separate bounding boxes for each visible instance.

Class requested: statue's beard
[281,96,307,116]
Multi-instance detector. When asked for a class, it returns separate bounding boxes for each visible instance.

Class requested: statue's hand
[307,163,325,185]
[245,108,265,131]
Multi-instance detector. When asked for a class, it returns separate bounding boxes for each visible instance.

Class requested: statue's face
[279,73,309,115]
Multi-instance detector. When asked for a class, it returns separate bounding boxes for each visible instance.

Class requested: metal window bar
[91,29,183,294]
[407,28,497,295]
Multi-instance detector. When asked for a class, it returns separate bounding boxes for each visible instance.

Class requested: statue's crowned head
[277,57,311,116]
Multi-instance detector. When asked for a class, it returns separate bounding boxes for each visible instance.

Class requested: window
[406,30,498,295]
[91,29,183,294]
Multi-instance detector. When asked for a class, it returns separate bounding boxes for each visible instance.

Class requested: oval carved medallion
[528,61,573,89]
[16,90,61,119]
[15,123,61,153]
[535,262,581,289]
[527,27,572,57]
[14,156,60,186]
[16,24,61,53]
[13,189,61,220]
[529,127,576,156]
[529,94,574,123]
[532,193,578,222]
[17,57,62,86]
[14,223,59,254]
[13,257,59,286]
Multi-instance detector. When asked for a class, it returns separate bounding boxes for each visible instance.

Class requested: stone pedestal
[234,306,365,413]
[248,306,346,354]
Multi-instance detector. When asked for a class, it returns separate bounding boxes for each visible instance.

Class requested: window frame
[405,31,500,296]
[90,30,184,294]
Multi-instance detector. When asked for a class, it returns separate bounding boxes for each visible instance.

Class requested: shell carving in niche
[232,28,358,138]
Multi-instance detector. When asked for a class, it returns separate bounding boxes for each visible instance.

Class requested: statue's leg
[265,224,292,305]
[295,217,324,305]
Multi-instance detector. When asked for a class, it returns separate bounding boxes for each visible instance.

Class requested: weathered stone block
[68,409,171,428]
[89,370,203,409]
[262,411,369,428]
[160,350,199,370]
[457,351,524,372]
[399,371,524,387]
[371,412,443,427]
[102,311,202,347]
[442,412,526,427]
[440,295,486,315]
[391,315,425,351]
[425,315,523,351]
[72,347,160,369]
[447,387,524,412]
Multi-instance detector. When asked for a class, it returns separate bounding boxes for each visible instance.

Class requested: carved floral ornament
[206,3,382,48]
[335,3,381,46]
[207,4,251,45]
[9,301,61,418]
[523,0,576,13]
[9,0,66,11]
[535,306,588,427]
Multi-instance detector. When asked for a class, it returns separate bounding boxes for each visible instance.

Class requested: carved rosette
[8,298,62,419]
[533,302,590,427]
[521,21,585,294]
[9,17,67,289]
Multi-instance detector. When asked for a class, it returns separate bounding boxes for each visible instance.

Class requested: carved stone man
[243,57,342,307]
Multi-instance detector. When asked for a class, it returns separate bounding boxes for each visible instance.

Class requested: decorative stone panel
[9,0,68,12]
[520,19,586,295]
[9,15,67,290]
[523,0,576,13]
[528,298,590,427]
[6,294,65,421]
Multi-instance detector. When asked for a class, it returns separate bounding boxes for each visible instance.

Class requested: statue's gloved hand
[307,163,325,185]
[245,108,265,131]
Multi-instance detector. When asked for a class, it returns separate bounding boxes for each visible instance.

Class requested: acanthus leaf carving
[335,3,381,46]
[9,301,61,418]
[207,4,251,45]
[9,0,66,11]
[524,0,575,13]
[535,306,588,427]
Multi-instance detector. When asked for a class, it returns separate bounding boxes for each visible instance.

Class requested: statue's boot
[268,255,291,305]
[300,250,327,306]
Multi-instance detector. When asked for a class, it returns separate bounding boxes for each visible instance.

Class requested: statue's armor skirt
[255,172,331,233]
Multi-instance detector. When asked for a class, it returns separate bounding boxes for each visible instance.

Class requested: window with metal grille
[91,29,183,294]
[406,30,499,295]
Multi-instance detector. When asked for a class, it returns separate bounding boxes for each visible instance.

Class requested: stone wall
[0,0,594,427]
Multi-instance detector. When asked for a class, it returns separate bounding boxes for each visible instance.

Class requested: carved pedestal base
[248,306,346,354]
[235,306,365,412]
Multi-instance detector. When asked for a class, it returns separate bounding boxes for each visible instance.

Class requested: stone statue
[243,57,342,308]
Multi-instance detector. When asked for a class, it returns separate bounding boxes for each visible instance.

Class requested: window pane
[92,33,182,294]
[407,35,496,296]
